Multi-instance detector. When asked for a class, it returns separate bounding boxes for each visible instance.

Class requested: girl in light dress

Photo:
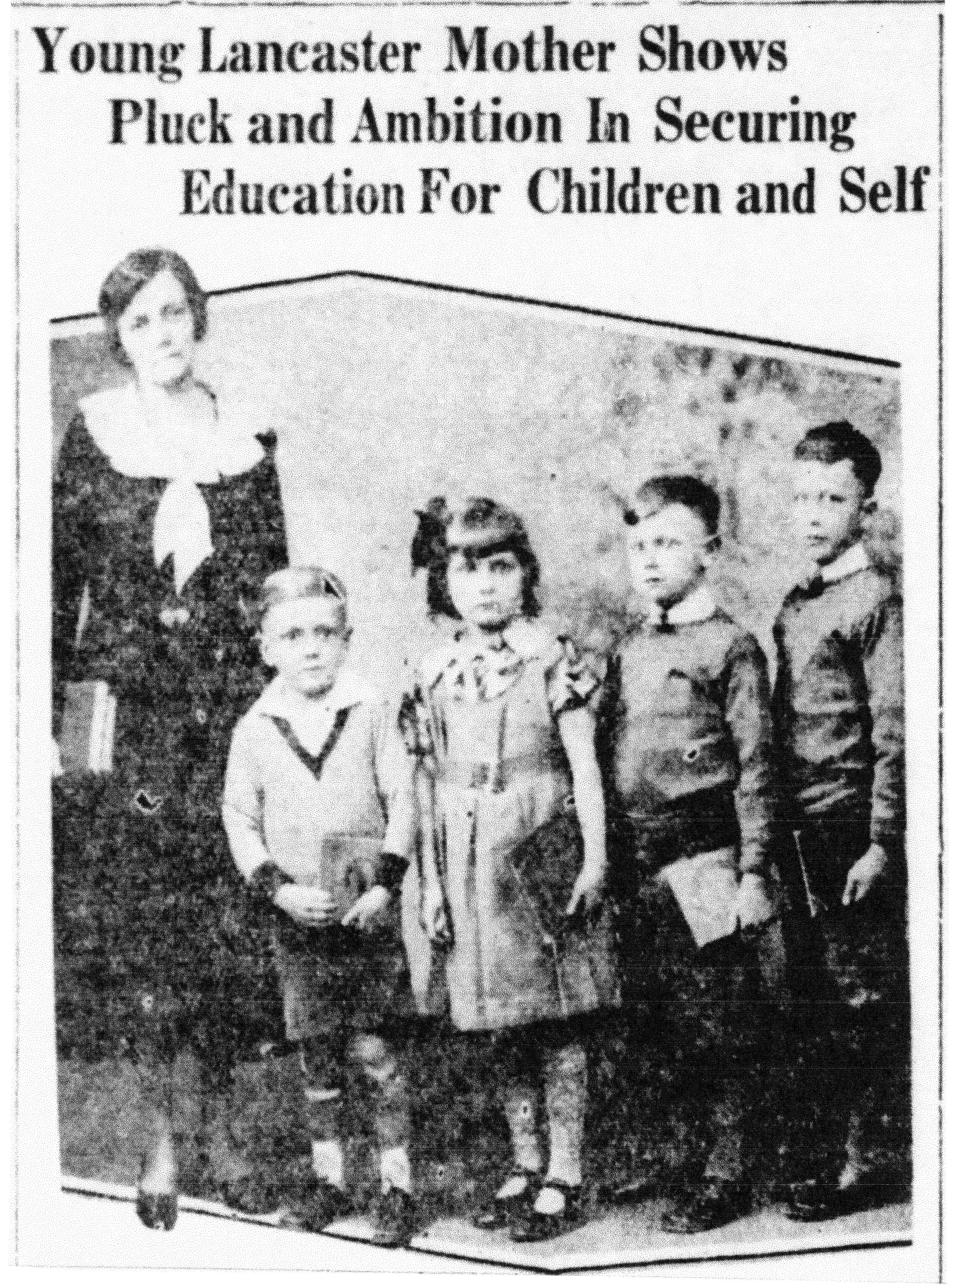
[402,497,618,1241]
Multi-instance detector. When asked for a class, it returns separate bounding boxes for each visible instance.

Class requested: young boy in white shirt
[223,567,418,1246]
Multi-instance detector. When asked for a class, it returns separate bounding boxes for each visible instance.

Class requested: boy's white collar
[257,669,375,718]
[652,583,717,626]
[820,541,871,584]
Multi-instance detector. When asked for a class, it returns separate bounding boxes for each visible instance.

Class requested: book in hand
[507,808,584,944]
[58,680,116,776]
[315,833,384,921]
[659,846,740,948]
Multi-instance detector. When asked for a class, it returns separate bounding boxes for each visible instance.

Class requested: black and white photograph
[48,268,911,1269]
[13,0,945,1276]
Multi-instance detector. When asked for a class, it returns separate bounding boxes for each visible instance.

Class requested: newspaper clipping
[13,0,944,1276]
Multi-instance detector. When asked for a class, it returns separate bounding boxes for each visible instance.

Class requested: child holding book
[604,475,780,1234]
[402,498,618,1241]
[222,567,419,1246]
[773,422,907,1220]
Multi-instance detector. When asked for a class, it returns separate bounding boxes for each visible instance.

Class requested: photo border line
[59,1180,914,1276]
[935,7,945,1282]
[12,22,24,1273]
[51,269,902,370]
[41,269,919,1276]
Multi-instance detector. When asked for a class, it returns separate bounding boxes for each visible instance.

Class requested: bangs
[447,537,522,564]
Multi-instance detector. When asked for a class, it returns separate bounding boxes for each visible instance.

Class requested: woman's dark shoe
[509,1181,584,1243]
[137,1149,179,1231]
[370,1186,420,1248]
[659,1178,750,1234]
[472,1168,539,1232]
[136,1188,178,1231]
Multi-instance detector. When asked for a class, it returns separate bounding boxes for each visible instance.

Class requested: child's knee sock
[351,1034,413,1194]
[543,1040,587,1189]
[500,1078,543,1191]
[300,1045,345,1189]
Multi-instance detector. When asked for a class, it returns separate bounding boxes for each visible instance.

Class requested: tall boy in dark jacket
[606,475,780,1234]
[773,422,907,1221]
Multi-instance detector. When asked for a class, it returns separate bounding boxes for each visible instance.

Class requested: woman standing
[52,249,288,1228]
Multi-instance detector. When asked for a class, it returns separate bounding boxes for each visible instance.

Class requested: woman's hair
[257,566,349,631]
[412,496,541,619]
[98,248,207,365]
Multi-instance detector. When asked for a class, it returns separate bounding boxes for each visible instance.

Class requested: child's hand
[736,873,779,932]
[842,843,889,906]
[342,885,392,931]
[420,883,453,948]
[274,884,337,928]
[566,865,606,921]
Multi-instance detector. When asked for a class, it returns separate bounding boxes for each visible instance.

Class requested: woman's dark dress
[52,403,288,1073]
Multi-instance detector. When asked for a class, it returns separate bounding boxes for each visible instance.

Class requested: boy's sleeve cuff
[374,852,408,895]
[737,855,768,879]
[870,824,902,851]
[248,861,289,904]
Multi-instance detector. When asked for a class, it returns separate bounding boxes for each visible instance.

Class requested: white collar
[453,618,549,662]
[662,584,717,626]
[256,669,376,721]
[820,541,871,585]
[81,382,265,482]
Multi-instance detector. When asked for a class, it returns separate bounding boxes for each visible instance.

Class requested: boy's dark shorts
[273,920,412,1040]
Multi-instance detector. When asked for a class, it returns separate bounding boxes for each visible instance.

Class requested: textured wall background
[52,276,901,682]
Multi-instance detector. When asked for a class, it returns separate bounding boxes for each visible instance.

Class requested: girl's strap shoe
[509,1180,584,1243]
[472,1167,540,1231]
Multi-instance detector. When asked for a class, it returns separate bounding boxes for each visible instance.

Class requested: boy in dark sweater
[606,475,780,1234]
[773,422,907,1221]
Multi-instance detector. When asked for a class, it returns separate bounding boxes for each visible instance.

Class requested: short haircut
[793,421,883,497]
[426,496,541,619]
[626,475,721,537]
[257,566,349,630]
[98,248,207,365]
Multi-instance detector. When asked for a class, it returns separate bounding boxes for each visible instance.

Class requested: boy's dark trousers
[614,809,767,1194]
[273,920,413,1157]
[780,819,910,1189]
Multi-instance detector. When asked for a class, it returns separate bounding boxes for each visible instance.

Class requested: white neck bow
[80,383,266,593]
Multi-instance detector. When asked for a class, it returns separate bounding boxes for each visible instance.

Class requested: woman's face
[447,548,526,632]
[117,269,197,390]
